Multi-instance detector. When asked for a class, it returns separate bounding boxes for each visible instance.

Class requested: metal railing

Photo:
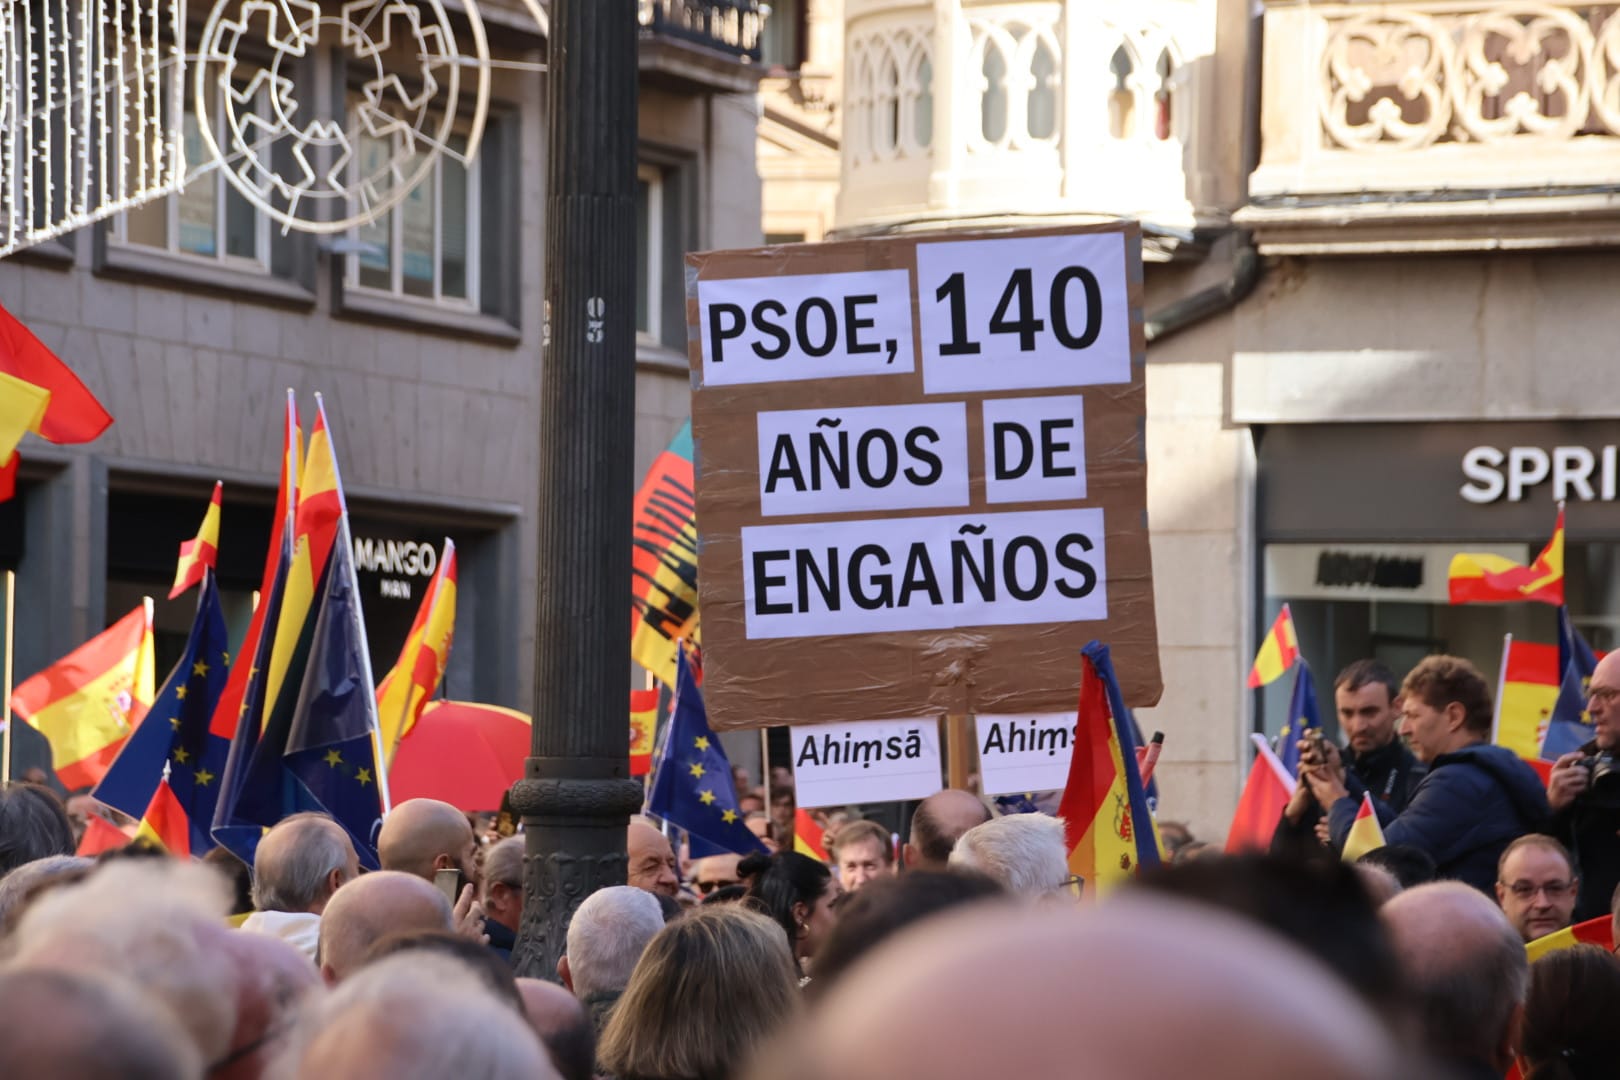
[639,0,763,63]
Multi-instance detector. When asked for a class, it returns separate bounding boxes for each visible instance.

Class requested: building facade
[759,0,1620,841]
[1,0,766,786]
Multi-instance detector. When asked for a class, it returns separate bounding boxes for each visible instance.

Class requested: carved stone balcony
[833,0,1220,257]
[639,0,767,94]
[1241,1,1620,253]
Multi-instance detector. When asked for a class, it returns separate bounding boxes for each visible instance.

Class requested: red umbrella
[387,700,531,811]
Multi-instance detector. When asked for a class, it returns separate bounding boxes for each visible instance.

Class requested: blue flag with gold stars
[646,648,767,857]
[1277,660,1320,777]
[93,571,231,853]
[275,518,387,868]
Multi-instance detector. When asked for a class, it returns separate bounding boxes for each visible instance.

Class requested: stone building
[758,0,1620,840]
[1,0,765,782]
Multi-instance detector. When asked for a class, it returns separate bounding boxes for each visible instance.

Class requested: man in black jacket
[1273,660,1425,858]
[1548,650,1620,922]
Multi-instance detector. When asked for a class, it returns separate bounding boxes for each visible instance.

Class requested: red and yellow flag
[1058,644,1162,893]
[169,482,222,599]
[208,393,299,743]
[0,371,50,500]
[794,807,828,862]
[629,688,658,777]
[1247,604,1299,689]
[0,303,113,444]
[377,540,457,764]
[134,774,191,857]
[11,602,156,789]
[1449,507,1564,605]
[1341,792,1386,862]
[1497,640,1561,762]
[1526,914,1614,962]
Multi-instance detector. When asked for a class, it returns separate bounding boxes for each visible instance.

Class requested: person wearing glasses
[1548,650,1620,922]
[1494,834,1579,943]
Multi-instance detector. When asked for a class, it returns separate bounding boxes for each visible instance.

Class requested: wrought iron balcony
[1241,1,1620,253]
[639,0,764,63]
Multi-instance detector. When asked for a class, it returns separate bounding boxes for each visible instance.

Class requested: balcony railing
[639,0,764,63]
[1244,1,1620,250]
[832,0,1213,250]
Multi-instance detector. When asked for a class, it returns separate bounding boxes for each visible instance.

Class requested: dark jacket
[1328,742,1550,894]
[1551,740,1620,923]
[1271,737,1425,858]
[486,918,516,964]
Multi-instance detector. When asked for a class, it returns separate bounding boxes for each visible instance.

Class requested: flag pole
[1490,632,1512,746]
[1,570,14,784]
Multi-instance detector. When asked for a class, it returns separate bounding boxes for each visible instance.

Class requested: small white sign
[915,232,1131,394]
[697,269,916,387]
[975,713,1077,796]
[790,718,944,808]
[981,395,1087,504]
[742,507,1107,639]
[757,401,970,517]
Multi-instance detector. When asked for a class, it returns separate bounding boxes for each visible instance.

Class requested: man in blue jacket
[1306,655,1549,894]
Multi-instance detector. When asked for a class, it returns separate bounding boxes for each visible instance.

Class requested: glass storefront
[1257,421,1620,744]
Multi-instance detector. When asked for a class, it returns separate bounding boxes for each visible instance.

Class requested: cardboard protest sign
[686,223,1160,732]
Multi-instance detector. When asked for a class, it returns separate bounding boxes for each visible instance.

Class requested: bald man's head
[1383,882,1527,1072]
[906,790,991,870]
[214,929,322,1080]
[377,800,479,889]
[516,978,595,1080]
[751,897,1400,1080]
[252,812,359,915]
[317,871,453,985]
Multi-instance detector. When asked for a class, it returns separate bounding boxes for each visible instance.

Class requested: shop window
[1108,46,1135,140]
[1155,50,1175,141]
[1028,39,1058,140]
[914,55,935,148]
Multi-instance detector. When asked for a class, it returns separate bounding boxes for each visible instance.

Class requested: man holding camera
[1547,650,1620,922]
[1273,660,1425,857]
[1307,656,1549,894]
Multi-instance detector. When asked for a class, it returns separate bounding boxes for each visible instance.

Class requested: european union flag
[94,571,231,853]
[646,649,767,858]
[1277,660,1320,776]
[1544,606,1600,759]
[279,520,386,866]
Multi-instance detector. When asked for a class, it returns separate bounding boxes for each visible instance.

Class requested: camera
[1578,753,1620,810]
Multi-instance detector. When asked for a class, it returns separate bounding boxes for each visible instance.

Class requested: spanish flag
[169,482,222,599]
[1058,642,1161,893]
[0,371,50,500]
[1247,604,1299,689]
[134,772,191,857]
[1526,915,1614,962]
[1449,507,1564,605]
[1340,793,1386,862]
[377,539,457,764]
[794,807,829,862]
[11,602,155,789]
[629,688,658,777]
[1496,639,1562,762]
[0,302,114,444]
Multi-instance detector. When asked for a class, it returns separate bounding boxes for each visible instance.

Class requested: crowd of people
[3,649,1620,1077]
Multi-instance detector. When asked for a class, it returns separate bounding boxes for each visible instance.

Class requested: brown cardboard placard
[685,222,1160,732]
